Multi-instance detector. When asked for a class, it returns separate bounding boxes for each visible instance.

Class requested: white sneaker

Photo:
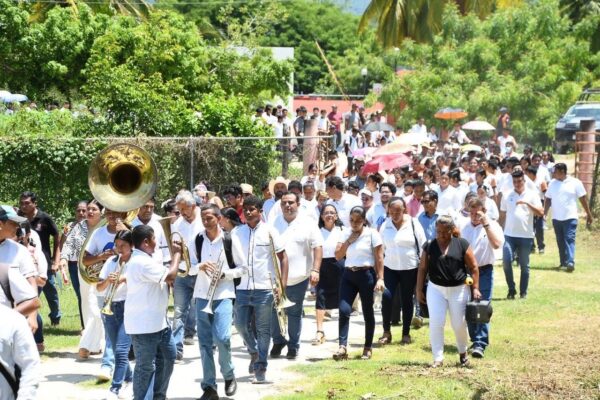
[105,389,119,400]
[118,382,133,399]
[97,366,112,382]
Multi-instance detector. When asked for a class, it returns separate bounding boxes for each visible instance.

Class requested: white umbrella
[0,91,11,102]
[462,120,495,131]
[395,132,426,146]
[5,94,28,103]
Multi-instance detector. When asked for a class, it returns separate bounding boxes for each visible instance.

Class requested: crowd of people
[0,104,596,400]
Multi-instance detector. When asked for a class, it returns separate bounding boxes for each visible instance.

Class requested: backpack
[194,231,240,287]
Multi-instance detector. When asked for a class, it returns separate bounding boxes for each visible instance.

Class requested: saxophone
[101,255,126,316]
[200,248,225,314]
[269,233,294,337]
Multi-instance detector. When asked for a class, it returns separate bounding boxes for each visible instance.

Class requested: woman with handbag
[416,215,481,367]
[333,206,385,360]
[378,197,426,346]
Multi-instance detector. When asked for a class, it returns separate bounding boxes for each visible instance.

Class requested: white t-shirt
[451,129,469,144]
[0,239,37,279]
[320,226,345,258]
[485,197,499,221]
[437,186,463,216]
[85,226,116,256]
[380,217,426,270]
[193,230,236,301]
[497,135,516,153]
[262,198,276,222]
[0,264,37,308]
[0,305,40,400]
[271,215,323,286]
[326,193,362,227]
[338,227,382,267]
[124,249,169,335]
[366,202,387,230]
[461,221,504,266]
[29,231,48,278]
[546,177,586,221]
[131,216,170,265]
[98,256,128,302]
[500,189,542,238]
[171,215,204,275]
[231,222,284,290]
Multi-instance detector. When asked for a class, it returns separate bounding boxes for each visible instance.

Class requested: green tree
[30,0,151,22]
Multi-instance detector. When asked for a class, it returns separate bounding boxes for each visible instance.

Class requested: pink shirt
[405,195,424,218]
[328,111,342,130]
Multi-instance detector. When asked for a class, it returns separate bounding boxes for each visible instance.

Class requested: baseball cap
[240,183,254,195]
[0,205,26,224]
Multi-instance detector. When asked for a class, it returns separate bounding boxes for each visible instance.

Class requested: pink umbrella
[361,153,413,174]
[352,147,377,158]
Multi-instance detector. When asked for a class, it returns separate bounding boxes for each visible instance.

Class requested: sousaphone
[78,143,158,284]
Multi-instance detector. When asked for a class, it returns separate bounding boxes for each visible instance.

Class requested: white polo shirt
[271,215,323,286]
[98,256,128,302]
[320,226,345,258]
[193,230,236,301]
[461,221,504,266]
[123,249,169,335]
[326,193,361,227]
[171,215,204,275]
[546,177,586,221]
[338,227,382,267]
[500,189,541,238]
[0,239,37,279]
[437,186,462,216]
[231,222,284,291]
[380,217,426,271]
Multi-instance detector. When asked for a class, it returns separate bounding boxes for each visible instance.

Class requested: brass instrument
[158,217,191,277]
[101,256,126,315]
[200,249,225,314]
[269,233,294,337]
[79,144,158,284]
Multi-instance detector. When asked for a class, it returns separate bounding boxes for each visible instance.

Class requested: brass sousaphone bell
[79,143,158,284]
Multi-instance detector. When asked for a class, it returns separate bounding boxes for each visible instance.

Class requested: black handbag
[466,299,493,323]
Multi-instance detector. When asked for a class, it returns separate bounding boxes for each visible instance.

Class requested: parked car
[554,89,600,154]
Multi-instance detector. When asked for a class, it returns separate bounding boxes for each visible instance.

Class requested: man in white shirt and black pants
[544,163,593,272]
[124,225,181,400]
[231,196,289,384]
[269,192,323,360]
[499,170,543,299]
[193,205,240,400]
[461,198,504,358]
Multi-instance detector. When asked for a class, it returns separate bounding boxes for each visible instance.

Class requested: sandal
[377,331,392,345]
[459,353,470,367]
[360,347,372,360]
[332,346,348,361]
[431,360,444,368]
[312,331,326,345]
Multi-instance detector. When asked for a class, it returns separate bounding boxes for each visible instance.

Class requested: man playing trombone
[193,204,241,400]
[231,195,288,384]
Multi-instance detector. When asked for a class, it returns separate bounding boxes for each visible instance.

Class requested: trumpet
[158,217,192,277]
[200,249,225,314]
[101,256,126,316]
[269,233,294,337]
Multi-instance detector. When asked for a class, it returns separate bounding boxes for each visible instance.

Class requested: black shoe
[50,319,60,327]
[198,386,219,400]
[270,343,286,358]
[566,264,575,273]
[225,377,237,396]
[248,352,258,374]
[286,349,297,360]
[520,294,527,299]
[471,347,484,359]
[507,292,516,300]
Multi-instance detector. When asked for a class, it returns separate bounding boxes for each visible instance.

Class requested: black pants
[382,267,418,336]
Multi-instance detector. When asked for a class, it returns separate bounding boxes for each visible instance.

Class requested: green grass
[267,225,600,400]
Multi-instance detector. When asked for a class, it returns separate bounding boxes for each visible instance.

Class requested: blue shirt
[418,212,439,241]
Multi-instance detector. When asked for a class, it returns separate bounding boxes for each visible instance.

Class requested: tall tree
[30,0,151,21]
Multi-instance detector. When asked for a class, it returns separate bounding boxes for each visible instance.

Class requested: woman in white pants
[416,215,481,367]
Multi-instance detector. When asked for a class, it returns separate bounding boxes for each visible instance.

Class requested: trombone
[269,233,294,337]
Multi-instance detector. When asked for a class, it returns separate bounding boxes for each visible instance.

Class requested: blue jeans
[172,274,197,355]
[467,265,493,349]
[382,268,417,336]
[339,268,376,348]
[184,306,196,339]
[553,219,578,267]
[271,278,309,352]
[101,301,132,391]
[196,298,235,391]
[68,261,84,329]
[503,236,533,296]
[42,270,61,323]
[97,297,115,371]
[131,327,176,400]
[234,290,273,371]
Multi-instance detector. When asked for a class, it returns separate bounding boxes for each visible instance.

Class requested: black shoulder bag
[195,232,240,287]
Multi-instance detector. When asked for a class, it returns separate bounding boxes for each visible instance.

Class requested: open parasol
[361,153,412,174]
[434,108,468,120]
[362,121,396,132]
[372,140,414,157]
[462,120,495,131]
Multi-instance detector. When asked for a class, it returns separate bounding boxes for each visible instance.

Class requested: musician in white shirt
[269,192,323,360]
[193,205,241,400]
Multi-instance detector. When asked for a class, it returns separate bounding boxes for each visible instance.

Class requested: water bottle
[373,289,383,310]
